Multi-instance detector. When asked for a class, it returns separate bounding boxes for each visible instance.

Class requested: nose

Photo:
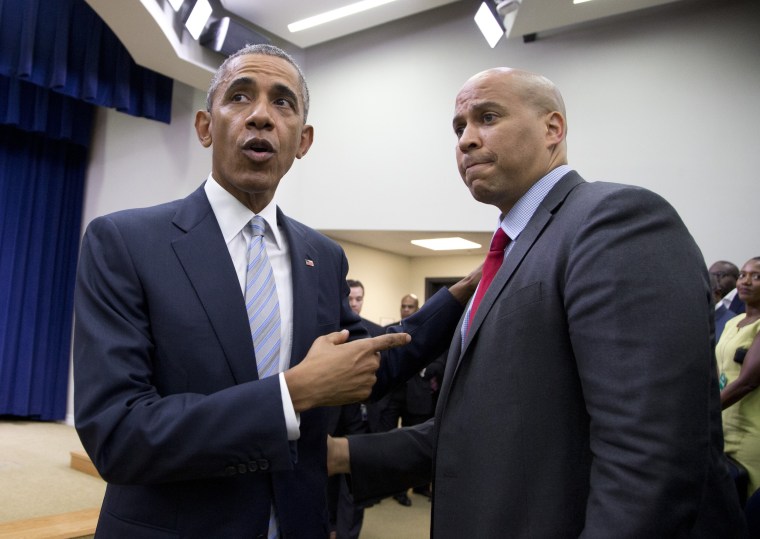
[457,124,481,153]
[245,100,274,130]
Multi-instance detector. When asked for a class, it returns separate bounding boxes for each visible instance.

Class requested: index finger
[363,332,411,352]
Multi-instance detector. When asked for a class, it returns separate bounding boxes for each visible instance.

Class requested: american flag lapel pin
[305,258,314,267]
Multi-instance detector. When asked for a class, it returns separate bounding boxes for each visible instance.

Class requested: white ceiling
[219,0,461,49]
[220,0,692,49]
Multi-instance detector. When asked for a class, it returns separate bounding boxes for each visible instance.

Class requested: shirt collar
[499,165,573,239]
[721,288,738,309]
[203,174,282,248]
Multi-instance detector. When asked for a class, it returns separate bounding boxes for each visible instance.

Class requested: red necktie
[468,228,510,330]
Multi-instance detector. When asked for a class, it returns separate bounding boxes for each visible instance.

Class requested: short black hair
[206,43,310,121]
[347,279,364,290]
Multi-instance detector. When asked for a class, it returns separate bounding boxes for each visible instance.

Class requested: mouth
[242,138,275,160]
[463,158,493,173]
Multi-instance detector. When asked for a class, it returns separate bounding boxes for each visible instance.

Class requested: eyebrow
[225,76,255,96]
[224,77,300,113]
[452,100,504,126]
[272,83,300,113]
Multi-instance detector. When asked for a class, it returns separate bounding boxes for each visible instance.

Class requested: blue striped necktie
[245,216,281,379]
[245,216,281,539]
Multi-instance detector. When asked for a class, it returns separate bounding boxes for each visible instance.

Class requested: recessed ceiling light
[411,237,482,251]
[185,0,213,40]
[288,0,400,33]
[474,2,504,48]
[573,0,594,4]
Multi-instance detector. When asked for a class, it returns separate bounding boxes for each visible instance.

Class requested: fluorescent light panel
[288,0,400,33]
[185,0,213,40]
[573,0,594,3]
[474,2,504,48]
[411,237,482,251]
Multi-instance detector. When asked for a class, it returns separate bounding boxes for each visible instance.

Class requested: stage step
[0,508,99,539]
[69,451,100,479]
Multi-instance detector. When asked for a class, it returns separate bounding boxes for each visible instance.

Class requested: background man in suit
[327,277,383,539]
[383,292,435,505]
[711,260,747,340]
[329,68,746,537]
[398,293,419,321]
[346,279,384,337]
[73,44,476,537]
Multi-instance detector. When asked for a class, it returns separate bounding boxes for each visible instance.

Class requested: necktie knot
[250,215,266,238]
[489,227,509,253]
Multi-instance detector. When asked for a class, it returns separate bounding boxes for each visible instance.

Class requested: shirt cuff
[279,372,301,440]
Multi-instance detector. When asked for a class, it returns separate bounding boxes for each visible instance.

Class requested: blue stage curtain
[0,76,94,147]
[0,0,174,419]
[0,124,86,419]
[0,0,173,124]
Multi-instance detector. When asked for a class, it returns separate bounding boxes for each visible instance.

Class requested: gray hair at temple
[205,43,310,122]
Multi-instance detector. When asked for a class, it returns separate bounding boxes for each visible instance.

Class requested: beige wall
[338,241,410,326]
[337,239,482,326]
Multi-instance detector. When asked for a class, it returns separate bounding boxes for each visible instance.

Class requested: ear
[545,111,565,146]
[195,110,213,148]
[296,124,314,159]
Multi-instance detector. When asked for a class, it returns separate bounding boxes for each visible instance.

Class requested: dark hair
[206,44,310,121]
[347,279,364,291]
[713,260,740,278]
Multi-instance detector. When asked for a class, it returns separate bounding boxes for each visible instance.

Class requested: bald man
[330,68,746,537]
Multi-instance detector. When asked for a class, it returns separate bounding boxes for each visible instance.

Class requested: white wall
[81,0,759,264]
[300,0,760,265]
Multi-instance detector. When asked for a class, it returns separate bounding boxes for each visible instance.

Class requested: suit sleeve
[348,419,435,502]
[74,216,293,485]
[565,186,718,536]
[372,289,464,399]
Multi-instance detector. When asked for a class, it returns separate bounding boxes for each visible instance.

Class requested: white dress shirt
[717,288,739,312]
[204,176,299,439]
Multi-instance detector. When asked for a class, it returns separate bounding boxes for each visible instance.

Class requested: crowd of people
[72,41,755,538]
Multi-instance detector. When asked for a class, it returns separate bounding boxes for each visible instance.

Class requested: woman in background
[718,256,760,499]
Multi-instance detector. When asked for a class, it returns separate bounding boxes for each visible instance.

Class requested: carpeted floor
[0,418,429,538]
[0,418,105,524]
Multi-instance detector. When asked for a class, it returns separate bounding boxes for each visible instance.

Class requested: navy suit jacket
[349,172,746,538]
[74,184,462,537]
[729,294,746,315]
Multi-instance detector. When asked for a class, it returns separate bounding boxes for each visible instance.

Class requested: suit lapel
[444,172,585,389]
[277,209,319,367]
[171,185,259,383]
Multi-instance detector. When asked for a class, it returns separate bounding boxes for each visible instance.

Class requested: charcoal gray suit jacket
[348,171,746,538]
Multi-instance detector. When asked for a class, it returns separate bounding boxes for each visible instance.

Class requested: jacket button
[248,461,259,472]
[258,459,269,471]
[225,465,237,476]
[237,463,247,474]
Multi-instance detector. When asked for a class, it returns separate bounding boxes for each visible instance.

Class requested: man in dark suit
[711,261,746,340]
[73,44,476,537]
[346,279,384,337]
[327,278,383,539]
[329,68,746,537]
